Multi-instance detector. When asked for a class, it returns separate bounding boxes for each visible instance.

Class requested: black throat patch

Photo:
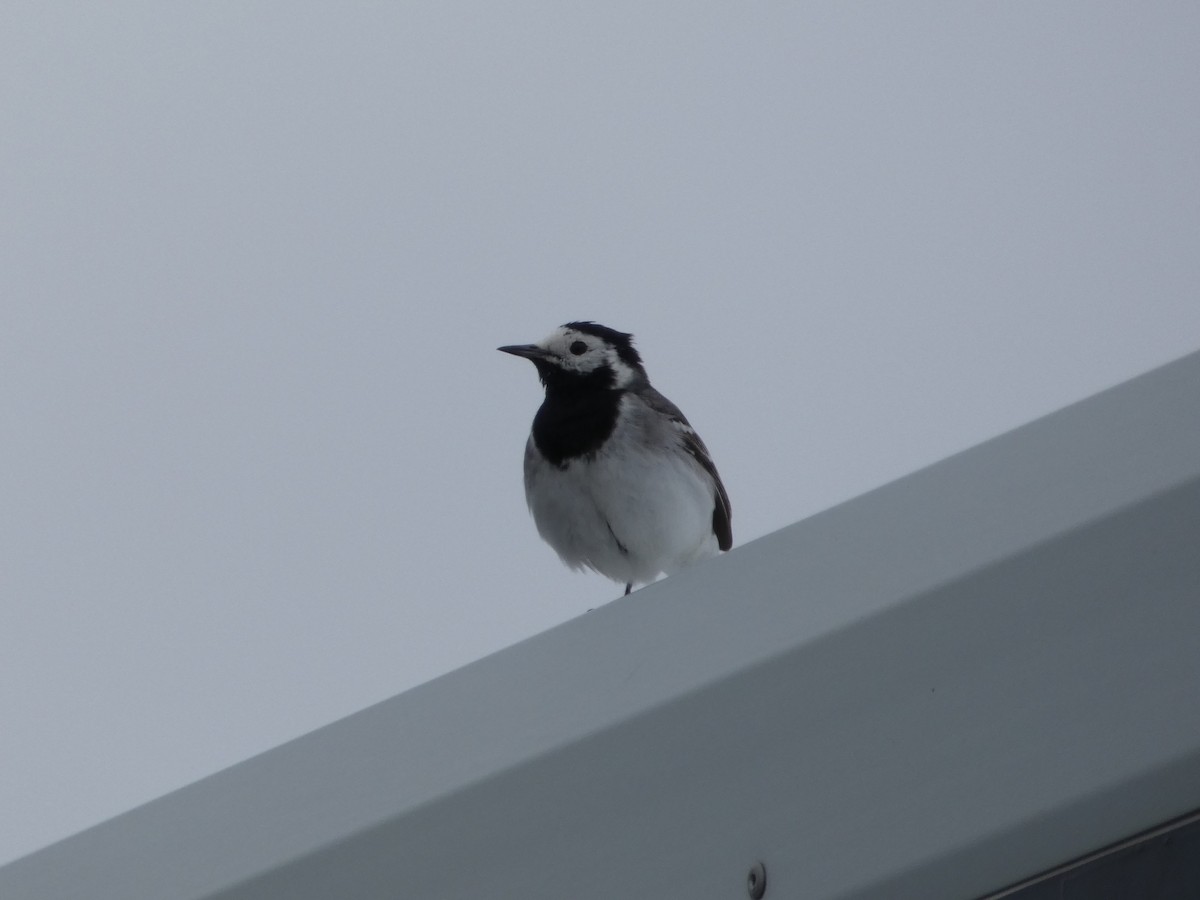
[530,364,623,467]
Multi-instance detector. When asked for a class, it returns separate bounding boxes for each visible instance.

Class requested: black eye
[569,340,588,356]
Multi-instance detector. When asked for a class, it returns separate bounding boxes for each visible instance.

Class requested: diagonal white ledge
[3,351,1200,900]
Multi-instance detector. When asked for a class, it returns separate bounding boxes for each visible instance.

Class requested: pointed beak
[498,343,550,361]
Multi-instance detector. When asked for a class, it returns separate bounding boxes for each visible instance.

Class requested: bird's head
[499,322,646,391]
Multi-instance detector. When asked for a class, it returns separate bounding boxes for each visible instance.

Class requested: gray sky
[2,2,1198,866]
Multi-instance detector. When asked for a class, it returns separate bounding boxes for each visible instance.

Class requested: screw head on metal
[747,861,766,899]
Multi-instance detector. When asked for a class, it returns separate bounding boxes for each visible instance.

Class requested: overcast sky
[2,2,1199,867]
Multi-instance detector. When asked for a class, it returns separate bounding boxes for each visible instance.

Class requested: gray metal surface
[4,351,1200,900]
[982,810,1200,899]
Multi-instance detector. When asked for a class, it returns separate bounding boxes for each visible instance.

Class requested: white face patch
[537,326,640,388]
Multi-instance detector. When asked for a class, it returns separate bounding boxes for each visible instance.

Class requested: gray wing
[639,386,733,551]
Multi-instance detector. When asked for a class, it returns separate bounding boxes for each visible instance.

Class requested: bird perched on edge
[499,322,732,595]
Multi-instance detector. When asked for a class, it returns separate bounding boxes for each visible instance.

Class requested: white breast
[523,396,719,588]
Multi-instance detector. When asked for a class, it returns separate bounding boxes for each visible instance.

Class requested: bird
[499,322,731,595]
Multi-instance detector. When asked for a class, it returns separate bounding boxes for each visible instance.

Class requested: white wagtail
[499,322,732,595]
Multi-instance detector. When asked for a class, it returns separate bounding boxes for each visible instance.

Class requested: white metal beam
[4,351,1200,900]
